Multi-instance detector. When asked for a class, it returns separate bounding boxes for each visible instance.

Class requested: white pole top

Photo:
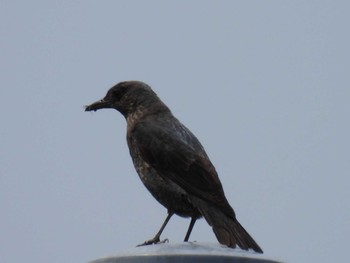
[89,243,282,263]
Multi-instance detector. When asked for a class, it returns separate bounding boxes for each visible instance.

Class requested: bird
[85,80,263,253]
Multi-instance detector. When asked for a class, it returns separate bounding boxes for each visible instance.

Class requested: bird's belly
[136,163,201,218]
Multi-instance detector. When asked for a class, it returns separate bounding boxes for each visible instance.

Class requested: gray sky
[1,1,349,263]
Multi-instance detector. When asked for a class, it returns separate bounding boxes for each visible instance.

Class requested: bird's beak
[85,99,112,112]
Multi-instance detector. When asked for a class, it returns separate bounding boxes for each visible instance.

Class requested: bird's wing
[131,120,235,217]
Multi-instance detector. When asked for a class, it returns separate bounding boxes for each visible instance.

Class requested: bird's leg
[184,217,197,242]
[137,212,174,246]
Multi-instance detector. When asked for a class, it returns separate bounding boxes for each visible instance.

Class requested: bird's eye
[112,89,122,99]
[110,87,127,101]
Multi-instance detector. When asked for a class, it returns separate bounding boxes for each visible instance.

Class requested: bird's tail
[195,199,263,253]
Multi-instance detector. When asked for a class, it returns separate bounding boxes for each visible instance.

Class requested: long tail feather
[194,198,263,253]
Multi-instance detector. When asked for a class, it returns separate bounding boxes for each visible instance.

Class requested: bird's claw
[137,238,169,247]
[160,238,169,244]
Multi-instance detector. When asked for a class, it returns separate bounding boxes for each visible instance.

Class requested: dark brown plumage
[85,80,263,253]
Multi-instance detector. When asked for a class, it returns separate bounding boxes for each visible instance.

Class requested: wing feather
[132,121,235,217]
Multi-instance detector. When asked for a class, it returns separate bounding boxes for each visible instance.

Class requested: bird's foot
[137,237,169,247]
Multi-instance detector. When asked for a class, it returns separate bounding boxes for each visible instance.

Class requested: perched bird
[85,81,263,253]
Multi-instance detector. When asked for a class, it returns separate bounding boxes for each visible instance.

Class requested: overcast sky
[1,1,349,263]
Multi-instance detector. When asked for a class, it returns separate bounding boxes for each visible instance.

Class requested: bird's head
[85,81,163,117]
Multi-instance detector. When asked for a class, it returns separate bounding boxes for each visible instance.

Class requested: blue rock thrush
[85,81,263,253]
